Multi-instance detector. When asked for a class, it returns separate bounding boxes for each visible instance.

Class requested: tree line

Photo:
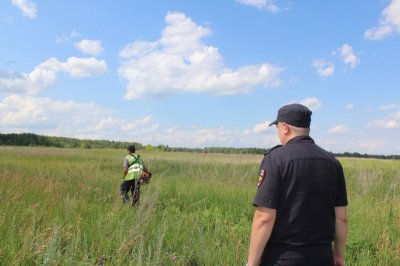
[145,144,400,159]
[1,132,399,159]
[0,133,141,150]
[144,144,266,155]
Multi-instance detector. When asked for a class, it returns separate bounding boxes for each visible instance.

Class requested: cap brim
[269,120,278,126]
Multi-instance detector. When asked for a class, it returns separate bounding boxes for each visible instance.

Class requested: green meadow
[0,146,399,265]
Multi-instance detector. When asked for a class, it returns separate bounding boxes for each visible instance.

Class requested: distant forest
[0,132,140,150]
[1,132,399,160]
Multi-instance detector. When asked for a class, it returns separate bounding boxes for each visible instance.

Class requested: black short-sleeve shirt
[253,135,348,260]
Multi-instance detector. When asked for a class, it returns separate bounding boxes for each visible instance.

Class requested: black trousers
[260,257,334,266]
[120,179,136,202]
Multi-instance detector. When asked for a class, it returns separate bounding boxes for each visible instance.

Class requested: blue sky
[0,0,399,154]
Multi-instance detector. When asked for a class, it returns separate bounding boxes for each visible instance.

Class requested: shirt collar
[286,135,315,145]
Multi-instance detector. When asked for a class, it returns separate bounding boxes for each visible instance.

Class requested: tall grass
[0,146,399,265]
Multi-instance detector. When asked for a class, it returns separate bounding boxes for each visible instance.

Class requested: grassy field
[0,146,399,265]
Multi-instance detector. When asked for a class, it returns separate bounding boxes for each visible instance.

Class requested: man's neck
[283,134,309,145]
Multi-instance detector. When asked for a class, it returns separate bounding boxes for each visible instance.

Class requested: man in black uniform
[247,103,348,266]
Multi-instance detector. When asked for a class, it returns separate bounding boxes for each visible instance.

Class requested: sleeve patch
[257,169,266,187]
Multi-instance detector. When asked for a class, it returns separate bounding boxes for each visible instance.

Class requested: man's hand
[334,256,345,266]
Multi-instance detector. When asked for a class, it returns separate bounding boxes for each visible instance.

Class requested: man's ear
[282,123,290,135]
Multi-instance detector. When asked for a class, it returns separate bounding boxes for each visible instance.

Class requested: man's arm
[247,206,276,266]
[122,159,128,178]
[333,206,348,266]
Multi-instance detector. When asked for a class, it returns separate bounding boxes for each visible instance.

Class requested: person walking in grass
[247,103,348,266]
[121,144,150,203]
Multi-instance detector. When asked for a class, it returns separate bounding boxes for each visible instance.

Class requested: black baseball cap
[269,103,312,128]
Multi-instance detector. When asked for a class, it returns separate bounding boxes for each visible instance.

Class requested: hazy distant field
[0,146,399,265]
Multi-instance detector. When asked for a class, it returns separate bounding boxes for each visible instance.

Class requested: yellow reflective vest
[124,154,144,181]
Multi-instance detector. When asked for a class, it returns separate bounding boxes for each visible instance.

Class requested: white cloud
[380,103,400,110]
[37,57,108,78]
[253,122,270,133]
[149,124,278,148]
[312,59,335,77]
[0,95,110,128]
[93,116,159,135]
[328,125,351,134]
[299,97,322,111]
[237,0,279,13]
[0,95,162,142]
[0,57,108,95]
[161,127,228,146]
[365,0,400,40]
[386,120,399,128]
[369,120,398,129]
[2,95,396,153]
[345,104,354,110]
[56,30,80,44]
[119,41,158,58]
[75,39,103,55]
[0,68,56,95]
[360,141,386,153]
[368,110,400,129]
[118,11,283,100]
[338,44,359,69]
[0,93,281,149]
[317,134,398,155]
[11,0,37,18]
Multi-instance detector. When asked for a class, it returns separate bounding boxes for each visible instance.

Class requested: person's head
[269,103,312,144]
[127,144,136,154]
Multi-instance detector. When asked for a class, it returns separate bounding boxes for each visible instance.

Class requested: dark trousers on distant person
[120,179,135,203]
[260,256,334,266]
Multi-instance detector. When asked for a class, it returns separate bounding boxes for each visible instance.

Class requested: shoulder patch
[264,145,282,155]
[257,169,266,187]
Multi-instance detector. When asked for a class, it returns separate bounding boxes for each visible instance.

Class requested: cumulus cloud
[312,59,335,77]
[119,41,158,58]
[252,122,271,133]
[338,44,359,69]
[237,0,279,13]
[368,119,398,129]
[90,115,159,138]
[345,104,354,110]
[0,57,108,95]
[159,127,233,146]
[0,94,162,142]
[300,97,322,111]
[56,30,80,44]
[0,94,300,149]
[0,68,56,95]
[0,95,110,128]
[11,0,37,18]
[75,39,103,55]
[368,111,400,129]
[380,103,400,110]
[365,0,400,40]
[328,125,351,134]
[41,57,108,77]
[118,11,283,100]
[150,123,278,148]
[360,141,386,153]
[0,94,280,147]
